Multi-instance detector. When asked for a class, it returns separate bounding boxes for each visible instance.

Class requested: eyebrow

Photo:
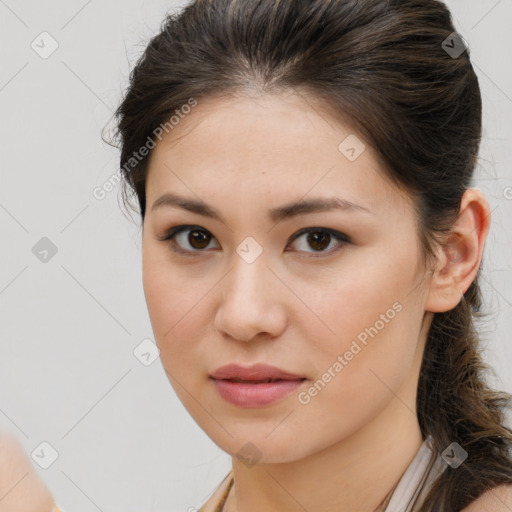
[150,193,375,224]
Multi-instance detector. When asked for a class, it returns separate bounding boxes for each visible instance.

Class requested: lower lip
[211,378,306,407]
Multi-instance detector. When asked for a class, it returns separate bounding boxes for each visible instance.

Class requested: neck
[224,387,424,512]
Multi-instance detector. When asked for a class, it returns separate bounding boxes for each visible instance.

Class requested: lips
[225,377,286,383]
[210,363,307,407]
[209,363,306,382]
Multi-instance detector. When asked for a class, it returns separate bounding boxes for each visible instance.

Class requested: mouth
[219,377,307,384]
[208,363,307,407]
[210,374,308,407]
[209,362,306,382]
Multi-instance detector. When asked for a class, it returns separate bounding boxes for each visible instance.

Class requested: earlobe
[425,188,491,313]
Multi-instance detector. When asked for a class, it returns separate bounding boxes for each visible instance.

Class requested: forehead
[145,90,411,218]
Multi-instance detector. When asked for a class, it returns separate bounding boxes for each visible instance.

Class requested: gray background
[0,1,511,511]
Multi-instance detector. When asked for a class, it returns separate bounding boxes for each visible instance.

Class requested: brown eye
[160,225,219,254]
[187,229,211,249]
[288,228,350,256]
[306,231,331,251]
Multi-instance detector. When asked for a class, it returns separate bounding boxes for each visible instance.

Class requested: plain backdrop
[0,1,511,511]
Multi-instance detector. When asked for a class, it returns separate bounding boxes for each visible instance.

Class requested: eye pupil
[190,229,210,249]
[308,231,330,251]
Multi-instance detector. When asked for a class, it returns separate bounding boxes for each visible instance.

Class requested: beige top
[383,434,446,511]
[197,435,446,512]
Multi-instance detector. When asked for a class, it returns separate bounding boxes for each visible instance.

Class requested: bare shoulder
[461,484,512,512]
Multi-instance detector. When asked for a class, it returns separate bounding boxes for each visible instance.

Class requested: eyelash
[158,225,351,258]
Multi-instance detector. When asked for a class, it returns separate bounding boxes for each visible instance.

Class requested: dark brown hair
[105,0,512,509]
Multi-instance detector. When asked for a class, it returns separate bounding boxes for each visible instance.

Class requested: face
[142,90,432,463]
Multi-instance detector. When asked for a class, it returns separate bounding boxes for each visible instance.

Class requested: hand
[0,430,56,512]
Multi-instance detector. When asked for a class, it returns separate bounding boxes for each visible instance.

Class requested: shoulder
[0,431,55,512]
[461,484,512,512]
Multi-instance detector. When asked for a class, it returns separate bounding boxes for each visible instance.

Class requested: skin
[463,485,512,512]
[141,89,494,512]
[0,430,55,512]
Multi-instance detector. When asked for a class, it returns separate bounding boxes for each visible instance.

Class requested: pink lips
[209,363,307,408]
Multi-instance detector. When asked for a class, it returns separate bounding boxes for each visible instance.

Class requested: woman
[98,0,512,510]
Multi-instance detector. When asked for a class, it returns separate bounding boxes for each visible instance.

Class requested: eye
[158,225,350,257]
[287,227,350,256]
[158,225,219,255]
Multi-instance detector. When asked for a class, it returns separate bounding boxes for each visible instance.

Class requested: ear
[425,188,491,313]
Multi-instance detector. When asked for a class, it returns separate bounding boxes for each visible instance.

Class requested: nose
[213,255,288,343]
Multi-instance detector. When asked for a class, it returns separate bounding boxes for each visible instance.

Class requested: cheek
[142,248,215,370]
[297,250,414,343]
[293,293,422,449]
[143,242,196,325]
[142,249,185,342]
[296,246,424,400]
[142,255,212,408]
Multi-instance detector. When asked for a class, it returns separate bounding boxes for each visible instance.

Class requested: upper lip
[210,363,306,381]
